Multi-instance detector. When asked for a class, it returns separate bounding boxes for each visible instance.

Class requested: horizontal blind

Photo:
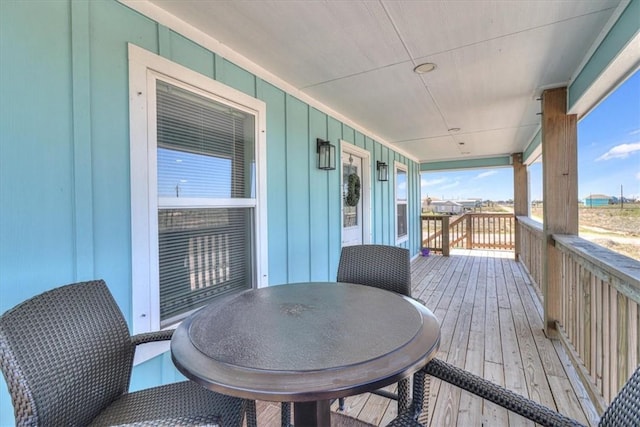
[156,81,255,199]
[155,80,256,326]
[158,208,254,325]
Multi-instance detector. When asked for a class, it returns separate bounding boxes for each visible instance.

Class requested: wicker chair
[335,244,413,415]
[0,279,249,427]
[387,357,640,427]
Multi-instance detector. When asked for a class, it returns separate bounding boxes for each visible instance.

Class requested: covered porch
[251,249,599,426]
[1,1,639,425]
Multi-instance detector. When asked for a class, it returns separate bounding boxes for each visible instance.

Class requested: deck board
[247,249,597,426]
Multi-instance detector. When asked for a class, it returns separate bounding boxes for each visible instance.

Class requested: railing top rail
[516,215,543,233]
[469,212,514,217]
[420,214,449,219]
[553,234,640,303]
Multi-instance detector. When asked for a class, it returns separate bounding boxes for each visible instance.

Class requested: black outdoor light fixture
[316,138,336,170]
[377,161,389,181]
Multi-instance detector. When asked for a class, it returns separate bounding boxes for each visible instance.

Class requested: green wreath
[345,173,361,207]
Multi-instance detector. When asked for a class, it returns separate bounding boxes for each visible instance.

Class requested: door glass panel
[343,161,359,228]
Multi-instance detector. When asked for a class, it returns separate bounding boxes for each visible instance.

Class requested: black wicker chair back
[337,244,411,297]
[0,280,247,427]
[334,244,413,418]
[598,364,640,426]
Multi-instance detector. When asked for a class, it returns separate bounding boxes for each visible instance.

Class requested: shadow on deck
[250,249,599,426]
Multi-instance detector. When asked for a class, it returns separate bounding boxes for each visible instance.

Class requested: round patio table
[171,282,441,426]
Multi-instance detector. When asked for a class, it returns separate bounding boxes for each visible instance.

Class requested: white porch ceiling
[145,0,622,164]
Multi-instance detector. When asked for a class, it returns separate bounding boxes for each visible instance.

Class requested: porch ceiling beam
[420,155,511,172]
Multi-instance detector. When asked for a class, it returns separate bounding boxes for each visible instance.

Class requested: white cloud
[596,142,640,161]
[629,129,640,136]
[421,178,447,186]
[636,171,640,180]
[440,182,460,190]
[474,170,498,179]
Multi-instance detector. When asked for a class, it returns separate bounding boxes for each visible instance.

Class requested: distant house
[583,194,610,207]
[458,199,482,211]
[430,200,464,215]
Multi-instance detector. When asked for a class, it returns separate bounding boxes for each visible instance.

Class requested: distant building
[458,199,482,211]
[430,200,464,215]
[583,194,610,207]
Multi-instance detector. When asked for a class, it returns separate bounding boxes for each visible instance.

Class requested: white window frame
[395,161,409,244]
[128,44,268,362]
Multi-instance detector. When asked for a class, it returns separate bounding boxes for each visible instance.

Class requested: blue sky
[421,69,640,202]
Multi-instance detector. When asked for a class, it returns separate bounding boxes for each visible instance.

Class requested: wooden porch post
[512,153,528,261]
[541,87,578,337]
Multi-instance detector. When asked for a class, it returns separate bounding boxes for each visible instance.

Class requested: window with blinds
[396,165,408,243]
[156,81,256,326]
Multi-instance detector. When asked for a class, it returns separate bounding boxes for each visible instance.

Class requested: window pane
[396,168,407,201]
[157,81,255,199]
[397,203,407,237]
[158,207,254,326]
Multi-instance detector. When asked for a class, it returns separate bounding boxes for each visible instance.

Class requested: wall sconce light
[377,161,388,181]
[316,138,336,170]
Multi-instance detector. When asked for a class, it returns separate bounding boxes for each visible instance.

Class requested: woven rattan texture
[598,365,640,426]
[336,245,413,418]
[90,381,245,426]
[0,280,246,427]
[336,245,411,297]
[424,358,585,427]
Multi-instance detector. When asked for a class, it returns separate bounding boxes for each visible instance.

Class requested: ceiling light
[413,63,437,74]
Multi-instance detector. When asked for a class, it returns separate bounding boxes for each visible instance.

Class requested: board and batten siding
[0,1,420,422]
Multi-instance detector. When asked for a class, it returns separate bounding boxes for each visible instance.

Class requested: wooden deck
[249,249,599,426]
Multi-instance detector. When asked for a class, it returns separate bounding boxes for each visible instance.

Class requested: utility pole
[621,185,624,210]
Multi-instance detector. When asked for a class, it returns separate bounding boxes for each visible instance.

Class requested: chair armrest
[423,358,586,427]
[113,414,221,426]
[131,329,174,347]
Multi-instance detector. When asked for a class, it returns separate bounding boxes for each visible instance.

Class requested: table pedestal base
[294,400,331,426]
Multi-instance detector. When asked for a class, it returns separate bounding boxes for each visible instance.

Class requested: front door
[341,143,370,247]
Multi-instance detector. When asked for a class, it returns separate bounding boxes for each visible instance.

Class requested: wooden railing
[420,214,449,256]
[552,235,640,411]
[516,216,544,295]
[421,213,514,255]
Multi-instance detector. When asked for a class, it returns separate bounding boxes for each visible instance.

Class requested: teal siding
[309,108,331,281]
[89,0,159,308]
[257,80,288,285]
[163,27,216,79]
[342,125,356,145]
[217,58,256,97]
[285,96,311,282]
[0,0,76,310]
[0,2,421,423]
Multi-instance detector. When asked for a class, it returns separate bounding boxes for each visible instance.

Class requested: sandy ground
[529,206,639,260]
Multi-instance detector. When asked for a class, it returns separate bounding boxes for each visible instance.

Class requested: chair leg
[398,377,411,413]
[245,400,258,427]
[338,397,345,411]
[281,402,291,427]
[411,370,430,422]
